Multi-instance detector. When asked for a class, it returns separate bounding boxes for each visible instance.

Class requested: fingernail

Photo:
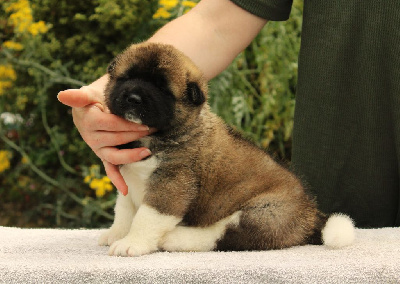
[148,127,157,134]
[137,125,149,131]
[139,149,152,159]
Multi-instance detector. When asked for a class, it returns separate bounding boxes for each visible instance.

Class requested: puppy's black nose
[124,93,142,105]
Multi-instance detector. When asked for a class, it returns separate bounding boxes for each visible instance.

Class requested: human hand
[58,82,153,195]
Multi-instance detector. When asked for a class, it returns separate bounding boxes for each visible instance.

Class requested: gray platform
[0,226,399,283]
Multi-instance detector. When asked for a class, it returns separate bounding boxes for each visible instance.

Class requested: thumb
[57,87,105,110]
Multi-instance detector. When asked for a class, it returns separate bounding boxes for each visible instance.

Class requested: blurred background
[0,0,302,228]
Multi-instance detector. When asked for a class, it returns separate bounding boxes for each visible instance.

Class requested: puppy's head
[105,42,207,131]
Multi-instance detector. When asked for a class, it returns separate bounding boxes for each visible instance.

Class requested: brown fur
[105,42,326,251]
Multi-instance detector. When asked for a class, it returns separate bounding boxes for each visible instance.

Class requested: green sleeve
[229,0,293,21]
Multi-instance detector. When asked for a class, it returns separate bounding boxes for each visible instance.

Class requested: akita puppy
[98,42,355,256]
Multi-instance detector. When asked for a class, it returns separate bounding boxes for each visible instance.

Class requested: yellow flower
[83,165,113,197]
[21,155,30,164]
[101,176,111,184]
[28,21,49,36]
[159,0,179,9]
[83,175,91,183]
[5,0,49,36]
[0,65,17,96]
[0,150,12,173]
[182,1,197,8]
[8,3,33,34]
[153,0,197,19]
[0,65,17,81]
[2,41,24,51]
[153,7,171,19]
[88,176,113,197]
[0,82,13,96]
[5,0,30,13]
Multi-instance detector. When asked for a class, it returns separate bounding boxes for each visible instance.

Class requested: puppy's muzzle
[124,92,142,106]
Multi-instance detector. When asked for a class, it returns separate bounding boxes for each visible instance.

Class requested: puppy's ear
[107,59,117,78]
[186,82,206,106]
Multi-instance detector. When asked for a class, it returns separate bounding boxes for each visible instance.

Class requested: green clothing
[230,0,400,228]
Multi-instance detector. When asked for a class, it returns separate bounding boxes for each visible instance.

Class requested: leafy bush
[209,1,302,159]
[0,0,160,227]
[0,0,301,228]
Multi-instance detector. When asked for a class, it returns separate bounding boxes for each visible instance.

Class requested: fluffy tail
[321,213,355,248]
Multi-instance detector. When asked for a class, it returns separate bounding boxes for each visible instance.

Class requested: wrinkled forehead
[110,43,204,98]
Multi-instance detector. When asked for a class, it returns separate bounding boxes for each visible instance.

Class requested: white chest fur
[120,156,159,210]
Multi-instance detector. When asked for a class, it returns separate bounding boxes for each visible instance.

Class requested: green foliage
[32,0,159,81]
[210,1,302,160]
[0,0,160,227]
[0,0,302,228]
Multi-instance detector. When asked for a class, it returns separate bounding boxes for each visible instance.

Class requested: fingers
[87,130,151,149]
[58,81,155,197]
[100,146,152,196]
[72,106,153,151]
[101,147,152,196]
[72,105,150,132]
[103,161,128,195]
[97,147,152,166]
[57,87,104,109]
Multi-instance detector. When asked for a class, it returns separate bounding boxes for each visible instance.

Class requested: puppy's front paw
[98,227,129,246]
[108,236,156,257]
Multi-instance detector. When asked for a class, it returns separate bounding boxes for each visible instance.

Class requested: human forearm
[78,0,267,94]
[148,0,267,80]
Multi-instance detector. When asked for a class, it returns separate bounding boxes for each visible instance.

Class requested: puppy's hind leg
[160,211,242,252]
[216,191,320,251]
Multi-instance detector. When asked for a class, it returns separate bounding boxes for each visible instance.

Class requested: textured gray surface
[0,226,399,283]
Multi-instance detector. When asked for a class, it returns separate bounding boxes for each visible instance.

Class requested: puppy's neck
[146,107,207,152]
[153,119,203,143]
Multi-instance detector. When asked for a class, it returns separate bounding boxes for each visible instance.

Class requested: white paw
[108,236,156,257]
[98,227,130,246]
